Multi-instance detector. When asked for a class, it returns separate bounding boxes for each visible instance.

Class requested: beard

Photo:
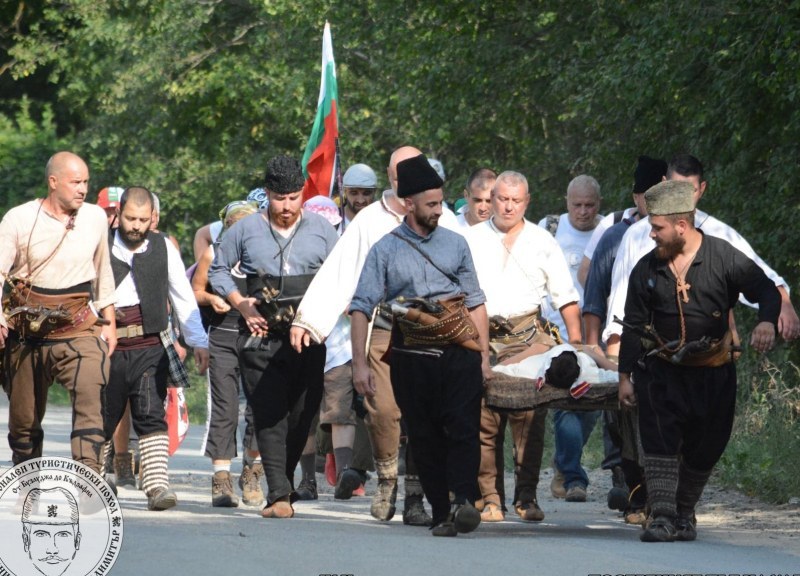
[654,235,685,260]
[119,227,147,249]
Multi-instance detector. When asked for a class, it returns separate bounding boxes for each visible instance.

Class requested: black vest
[109,231,170,334]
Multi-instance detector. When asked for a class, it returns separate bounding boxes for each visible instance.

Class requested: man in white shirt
[466,171,581,522]
[455,168,496,229]
[538,175,602,503]
[603,154,799,354]
[104,186,209,510]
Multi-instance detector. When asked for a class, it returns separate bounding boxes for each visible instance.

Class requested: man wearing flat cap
[618,179,780,543]
[349,153,492,537]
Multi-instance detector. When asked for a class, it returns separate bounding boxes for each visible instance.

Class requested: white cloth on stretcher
[492,343,618,386]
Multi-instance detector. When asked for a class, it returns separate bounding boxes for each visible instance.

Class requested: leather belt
[117,324,145,339]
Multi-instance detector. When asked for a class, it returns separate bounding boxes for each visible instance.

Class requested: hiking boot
[607,465,629,511]
[148,487,178,511]
[334,468,362,500]
[295,476,318,501]
[565,485,587,502]
[261,498,294,519]
[370,478,398,521]
[238,463,265,506]
[114,452,136,488]
[480,502,505,522]
[211,471,240,508]
[515,499,545,522]
[640,516,677,542]
[550,460,566,498]
[675,514,697,542]
[403,494,432,526]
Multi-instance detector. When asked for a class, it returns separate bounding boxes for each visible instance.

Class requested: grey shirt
[350,220,485,317]
[209,210,338,297]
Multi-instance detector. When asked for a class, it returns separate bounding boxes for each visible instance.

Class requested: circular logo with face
[0,458,123,576]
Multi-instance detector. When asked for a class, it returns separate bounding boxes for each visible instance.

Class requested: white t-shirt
[537,214,596,335]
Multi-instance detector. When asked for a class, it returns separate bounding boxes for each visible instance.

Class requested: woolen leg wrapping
[139,432,170,496]
[676,461,712,517]
[100,441,113,476]
[374,454,398,481]
[404,475,424,497]
[644,454,679,519]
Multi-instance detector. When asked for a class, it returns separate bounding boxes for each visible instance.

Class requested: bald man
[0,151,117,474]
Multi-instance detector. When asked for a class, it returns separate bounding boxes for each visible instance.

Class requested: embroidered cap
[644,180,695,216]
[396,154,444,198]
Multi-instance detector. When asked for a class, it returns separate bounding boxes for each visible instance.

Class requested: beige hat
[645,180,695,215]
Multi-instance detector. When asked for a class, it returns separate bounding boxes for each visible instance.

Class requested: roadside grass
[716,346,800,504]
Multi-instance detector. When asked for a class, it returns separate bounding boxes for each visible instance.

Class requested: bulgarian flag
[301,21,339,200]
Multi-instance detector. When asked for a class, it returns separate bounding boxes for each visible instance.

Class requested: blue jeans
[553,410,600,489]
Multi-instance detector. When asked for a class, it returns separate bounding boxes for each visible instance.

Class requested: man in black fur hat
[209,155,338,519]
[349,153,492,537]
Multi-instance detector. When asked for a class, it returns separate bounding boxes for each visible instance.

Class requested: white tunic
[466,218,578,318]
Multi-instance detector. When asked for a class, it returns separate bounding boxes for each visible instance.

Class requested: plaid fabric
[160,330,191,388]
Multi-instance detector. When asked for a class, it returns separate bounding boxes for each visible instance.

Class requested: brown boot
[238,463,265,506]
[114,452,136,488]
[212,471,240,508]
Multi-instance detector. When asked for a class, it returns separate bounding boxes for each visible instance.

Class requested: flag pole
[334,136,345,231]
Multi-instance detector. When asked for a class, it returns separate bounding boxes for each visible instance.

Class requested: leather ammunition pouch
[245,273,315,335]
[655,330,737,368]
[396,295,481,351]
[488,311,562,363]
[4,279,97,340]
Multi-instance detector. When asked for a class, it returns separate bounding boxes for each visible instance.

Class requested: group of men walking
[0,147,796,542]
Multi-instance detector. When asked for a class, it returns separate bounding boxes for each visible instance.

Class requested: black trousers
[389,344,483,525]
[634,357,737,471]
[237,333,325,503]
[204,325,256,460]
[104,344,169,439]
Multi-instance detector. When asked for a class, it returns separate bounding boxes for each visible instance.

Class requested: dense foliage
[2,0,799,500]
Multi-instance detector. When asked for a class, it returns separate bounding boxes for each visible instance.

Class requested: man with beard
[290,145,446,526]
[604,154,798,354]
[0,151,116,474]
[210,155,338,519]
[349,153,492,537]
[618,180,779,542]
[340,163,378,230]
[104,186,208,510]
[455,168,496,229]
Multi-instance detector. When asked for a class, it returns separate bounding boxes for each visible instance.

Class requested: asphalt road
[0,396,798,576]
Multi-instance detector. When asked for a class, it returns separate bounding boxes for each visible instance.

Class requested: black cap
[396,154,444,198]
[264,155,305,194]
[633,156,668,194]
